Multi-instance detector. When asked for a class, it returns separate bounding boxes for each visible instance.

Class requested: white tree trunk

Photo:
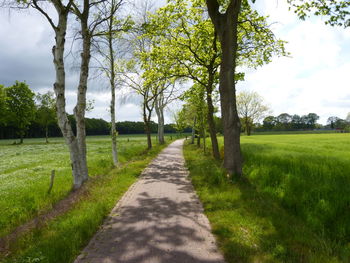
[110,78,118,165]
[52,5,88,190]
[109,16,118,166]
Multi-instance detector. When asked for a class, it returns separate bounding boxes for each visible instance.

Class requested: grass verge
[184,141,344,262]
[1,139,170,263]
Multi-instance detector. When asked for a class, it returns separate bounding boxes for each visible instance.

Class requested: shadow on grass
[184,143,342,263]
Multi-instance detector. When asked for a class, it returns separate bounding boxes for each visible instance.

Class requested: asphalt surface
[74,139,225,263]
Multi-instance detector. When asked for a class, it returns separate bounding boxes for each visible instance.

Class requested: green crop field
[184,133,350,262]
[0,135,174,239]
[0,134,178,263]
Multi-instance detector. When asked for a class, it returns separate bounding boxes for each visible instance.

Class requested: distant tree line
[0,82,179,141]
[259,113,320,131]
[254,113,350,132]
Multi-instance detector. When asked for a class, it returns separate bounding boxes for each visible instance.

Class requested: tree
[154,84,177,144]
[291,114,302,129]
[8,0,116,189]
[205,0,248,177]
[327,116,338,129]
[327,116,345,129]
[305,113,319,129]
[180,84,208,150]
[236,90,270,135]
[144,0,285,160]
[36,91,56,143]
[263,115,276,130]
[6,81,36,143]
[0,85,7,126]
[172,109,186,136]
[93,0,131,166]
[288,0,350,27]
[276,113,292,130]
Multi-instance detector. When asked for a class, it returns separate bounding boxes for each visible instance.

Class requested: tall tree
[9,0,114,189]
[6,81,36,143]
[36,91,56,143]
[236,90,270,135]
[144,0,285,160]
[154,84,177,144]
[206,0,244,178]
[93,0,131,166]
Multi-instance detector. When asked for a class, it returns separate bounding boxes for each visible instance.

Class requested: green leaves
[288,0,350,28]
[5,81,36,137]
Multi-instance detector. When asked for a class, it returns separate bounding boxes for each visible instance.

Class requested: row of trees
[261,113,320,131]
[0,81,180,141]
[2,0,348,189]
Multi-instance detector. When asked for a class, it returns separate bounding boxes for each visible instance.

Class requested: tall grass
[241,134,350,244]
[184,133,350,262]
[0,135,171,238]
[0,135,172,263]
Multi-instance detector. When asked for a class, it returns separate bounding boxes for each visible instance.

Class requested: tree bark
[74,0,91,186]
[45,125,49,143]
[155,95,165,145]
[191,116,196,144]
[205,74,220,160]
[143,101,152,150]
[245,117,251,136]
[51,1,89,190]
[206,0,243,178]
[108,15,118,166]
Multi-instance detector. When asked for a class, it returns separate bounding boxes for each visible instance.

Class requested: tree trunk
[245,118,251,136]
[108,17,118,166]
[203,128,206,154]
[143,102,152,150]
[191,117,196,144]
[110,85,118,165]
[52,3,89,190]
[206,74,220,160]
[45,125,49,143]
[206,0,243,178]
[74,1,90,185]
[145,123,152,150]
[155,96,165,145]
[197,134,201,147]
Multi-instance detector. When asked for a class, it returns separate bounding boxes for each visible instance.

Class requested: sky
[0,1,349,124]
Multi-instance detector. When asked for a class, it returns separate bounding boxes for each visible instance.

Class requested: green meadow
[0,135,172,241]
[184,133,350,262]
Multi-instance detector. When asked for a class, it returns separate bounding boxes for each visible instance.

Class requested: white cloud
[239,1,350,124]
[1,1,350,126]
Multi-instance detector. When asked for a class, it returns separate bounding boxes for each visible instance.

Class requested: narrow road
[75,139,225,263]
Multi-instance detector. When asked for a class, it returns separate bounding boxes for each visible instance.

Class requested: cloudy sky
[0,1,349,124]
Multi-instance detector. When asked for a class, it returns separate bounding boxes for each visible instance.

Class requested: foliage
[236,90,270,135]
[327,116,349,129]
[142,0,287,92]
[5,81,36,141]
[35,91,56,141]
[288,0,350,27]
[261,112,320,131]
[184,134,350,262]
[0,84,7,125]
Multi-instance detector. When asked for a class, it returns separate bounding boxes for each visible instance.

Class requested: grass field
[0,134,175,263]
[184,133,350,262]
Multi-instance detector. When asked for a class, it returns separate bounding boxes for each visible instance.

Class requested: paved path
[75,139,225,263]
